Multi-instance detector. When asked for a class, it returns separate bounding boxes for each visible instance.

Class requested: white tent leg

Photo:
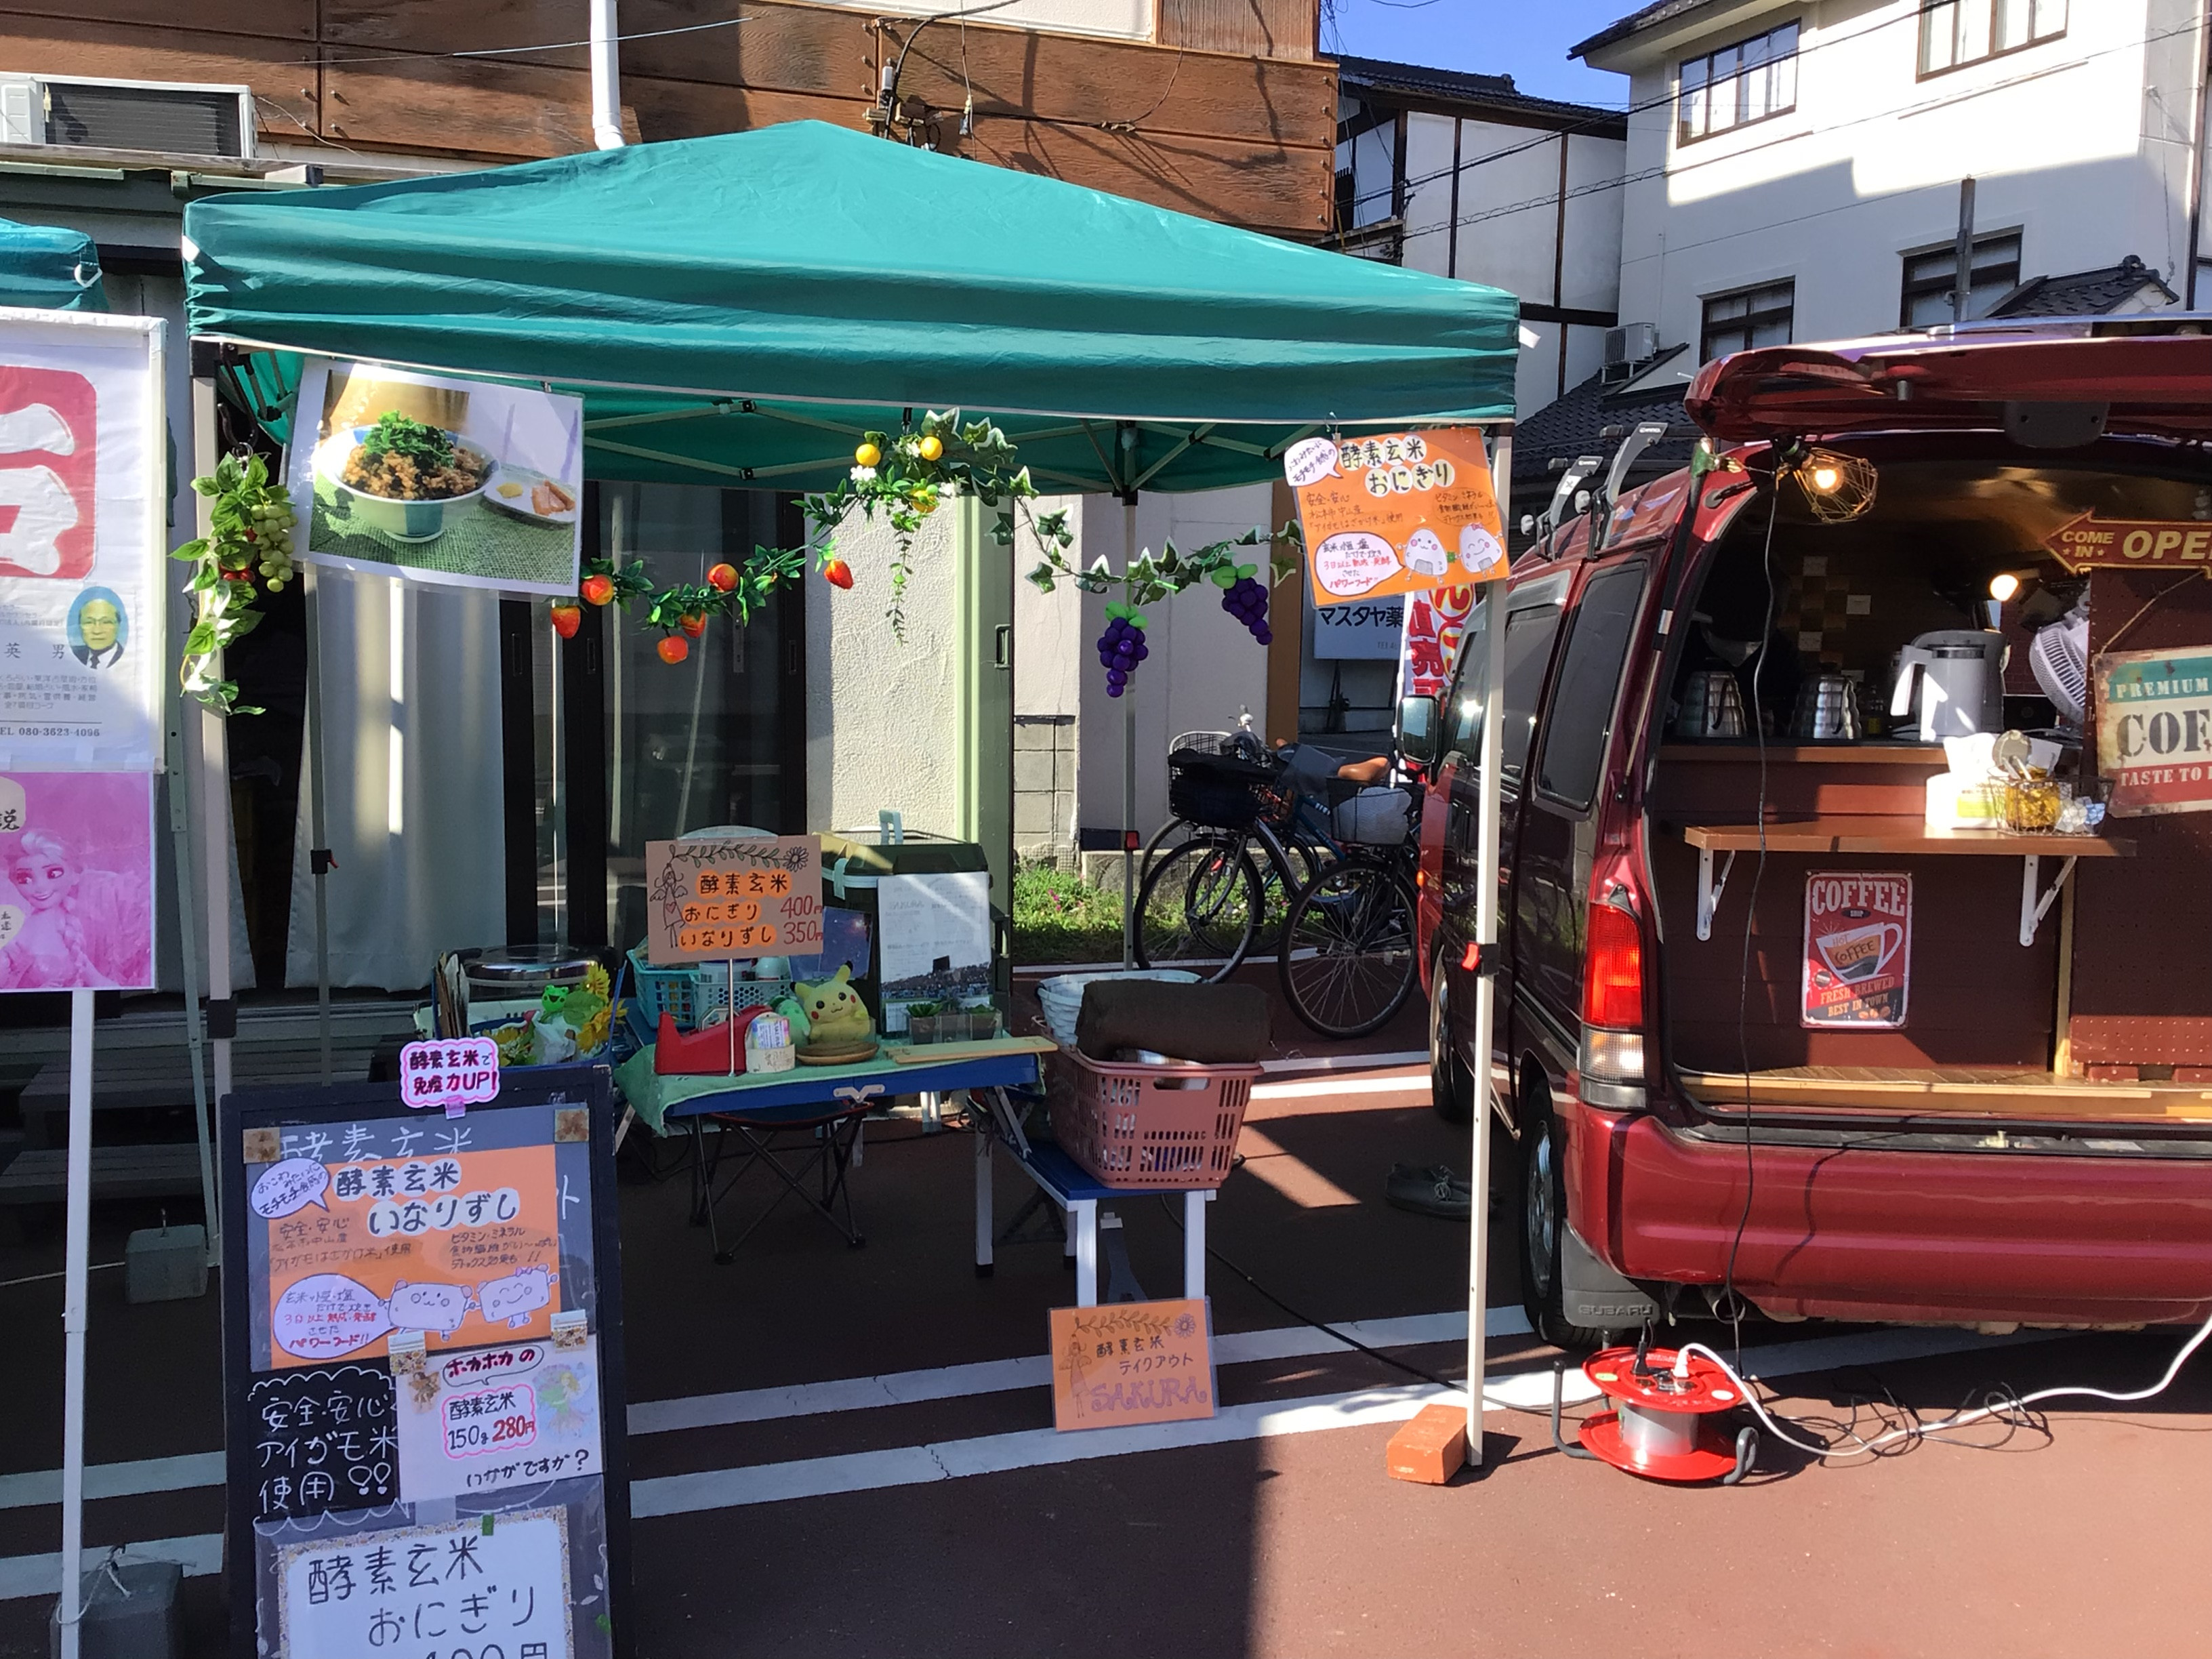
[56,987,94,1659]
[191,370,235,1120]
[302,564,333,1083]
[1465,423,1513,1469]
[1120,491,1138,970]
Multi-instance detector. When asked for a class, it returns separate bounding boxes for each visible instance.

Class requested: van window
[1499,605,1563,785]
[1442,603,1490,760]
[1536,561,1647,811]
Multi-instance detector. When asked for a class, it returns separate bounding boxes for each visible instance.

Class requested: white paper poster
[287,357,583,597]
[876,870,992,1004]
[0,309,166,771]
[276,1507,573,1658]
[395,1338,605,1504]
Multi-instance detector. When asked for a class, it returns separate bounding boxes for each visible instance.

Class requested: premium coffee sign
[1801,871,1912,1029]
[2096,647,2212,817]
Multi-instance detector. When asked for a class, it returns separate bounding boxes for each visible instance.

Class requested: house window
[1678,21,1799,145]
[1900,230,2023,326]
[1700,280,1795,362]
[1919,0,2066,77]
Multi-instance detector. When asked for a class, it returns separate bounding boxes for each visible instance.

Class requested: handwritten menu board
[222,1067,630,1659]
[1286,428,1504,608]
[1050,1298,1217,1431]
[642,834,823,964]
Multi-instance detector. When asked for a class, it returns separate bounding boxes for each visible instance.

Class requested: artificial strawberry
[680,613,708,638]
[550,603,582,639]
[822,557,854,590]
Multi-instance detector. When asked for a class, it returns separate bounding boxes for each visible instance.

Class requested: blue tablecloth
[613,1039,1049,1134]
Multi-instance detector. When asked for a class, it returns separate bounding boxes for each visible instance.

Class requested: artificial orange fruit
[580,573,615,606]
[706,562,739,593]
[657,634,689,664]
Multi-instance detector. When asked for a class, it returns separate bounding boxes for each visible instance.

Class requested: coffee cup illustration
[1815,921,1904,982]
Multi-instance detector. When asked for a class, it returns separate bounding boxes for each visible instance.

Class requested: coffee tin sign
[2095,647,2212,817]
[1802,872,1911,1029]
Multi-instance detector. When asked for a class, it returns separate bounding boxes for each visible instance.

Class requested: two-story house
[1509,0,2209,545]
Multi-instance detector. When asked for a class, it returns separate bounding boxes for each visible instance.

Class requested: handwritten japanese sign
[2095,647,2212,817]
[1802,872,1912,1029]
[274,1507,573,1658]
[1050,1298,1216,1431]
[400,1038,502,1115]
[1288,428,1504,609]
[247,1362,398,1521]
[254,1122,561,1369]
[396,1339,604,1505]
[642,833,822,964]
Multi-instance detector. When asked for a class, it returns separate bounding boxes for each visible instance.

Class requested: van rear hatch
[1683,325,2212,445]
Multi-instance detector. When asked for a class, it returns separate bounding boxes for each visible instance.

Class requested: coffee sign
[1801,872,1911,1029]
[2095,647,2212,817]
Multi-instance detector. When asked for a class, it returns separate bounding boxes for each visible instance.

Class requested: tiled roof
[1332,56,1629,129]
[1511,344,1698,495]
[1985,254,2180,319]
[1572,0,1724,59]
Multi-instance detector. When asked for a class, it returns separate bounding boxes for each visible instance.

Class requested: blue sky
[1323,0,1637,106]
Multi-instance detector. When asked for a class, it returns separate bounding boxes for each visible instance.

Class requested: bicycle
[1132,739,1343,983]
[1276,785,1421,1039]
[1137,714,1333,894]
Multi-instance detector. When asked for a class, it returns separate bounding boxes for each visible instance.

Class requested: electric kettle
[1889,630,2005,741]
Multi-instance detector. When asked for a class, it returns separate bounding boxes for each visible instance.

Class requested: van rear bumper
[1565,1102,2212,1326]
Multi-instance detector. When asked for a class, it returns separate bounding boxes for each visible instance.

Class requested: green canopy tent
[0,216,106,312]
[180,119,1523,1468]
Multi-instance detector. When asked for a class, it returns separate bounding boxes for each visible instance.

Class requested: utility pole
[1952,176,1977,323]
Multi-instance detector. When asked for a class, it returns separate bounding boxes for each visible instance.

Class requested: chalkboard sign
[221,1064,630,1659]
[247,1362,398,1521]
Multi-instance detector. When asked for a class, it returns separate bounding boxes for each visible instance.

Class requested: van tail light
[1580,900,1646,1089]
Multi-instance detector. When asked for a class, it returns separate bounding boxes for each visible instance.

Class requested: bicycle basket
[1332,783,1418,847]
[1168,747,1286,830]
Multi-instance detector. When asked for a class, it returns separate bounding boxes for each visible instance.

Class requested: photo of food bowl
[315,413,493,542]
[288,360,584,596]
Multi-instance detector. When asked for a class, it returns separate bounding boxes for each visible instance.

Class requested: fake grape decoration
[1096,603,1149,699]
[1214,563,1272,646]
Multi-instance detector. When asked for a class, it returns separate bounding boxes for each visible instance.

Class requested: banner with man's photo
[0,308,167,773]
[286,359,584,596]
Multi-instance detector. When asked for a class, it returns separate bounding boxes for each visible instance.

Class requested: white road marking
[0,1532,223,1602]
[628,1324,2073,1518]
[1258,1051,1427,1076]
[1249,1070,1425,1100]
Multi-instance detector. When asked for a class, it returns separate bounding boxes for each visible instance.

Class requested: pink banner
[0,769,155,991]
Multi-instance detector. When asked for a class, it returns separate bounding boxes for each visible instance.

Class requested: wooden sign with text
[642,834,823,964]
[1050,1298,1216,1431]
[2044,513,2212,576]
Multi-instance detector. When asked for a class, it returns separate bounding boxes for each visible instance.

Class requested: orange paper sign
[642,834,823,964]
[1050,1298,1216,1431]
[1288,428,1504,607]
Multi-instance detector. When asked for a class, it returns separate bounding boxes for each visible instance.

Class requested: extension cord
[1674,1307,2212,1460]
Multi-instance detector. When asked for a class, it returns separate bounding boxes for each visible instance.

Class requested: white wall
[1603,0,2198,353]
[804,504,964,838]
[1067,486,1274,838]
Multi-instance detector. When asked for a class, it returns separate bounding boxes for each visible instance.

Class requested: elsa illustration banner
[0,769,155,991]
[0,310,167,772]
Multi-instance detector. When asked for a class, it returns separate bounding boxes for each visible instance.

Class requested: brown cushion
[1075,979,1271,1064]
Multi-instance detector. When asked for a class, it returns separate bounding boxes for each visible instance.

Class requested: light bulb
[1988,573,2021,602]
[1809,464,1841,493]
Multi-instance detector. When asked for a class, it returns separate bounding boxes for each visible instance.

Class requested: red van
[1401,320,2212,1347]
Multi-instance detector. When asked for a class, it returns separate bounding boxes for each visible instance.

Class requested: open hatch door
[1684,321,2212,446]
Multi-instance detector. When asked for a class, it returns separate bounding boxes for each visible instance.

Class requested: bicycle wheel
[1278,858,1418,1038]
[1134,836,1264,983]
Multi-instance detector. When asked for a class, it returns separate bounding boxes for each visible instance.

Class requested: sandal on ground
[1385,1162,1472,1221]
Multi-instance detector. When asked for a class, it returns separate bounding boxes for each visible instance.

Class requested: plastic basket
[1048,1049,1264,1190]
[626,948,790,1033]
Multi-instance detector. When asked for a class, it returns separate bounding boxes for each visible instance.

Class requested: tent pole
[190,369,236,1132]
[56,987,93,1659]
[165,712,217,1258]
[1120,493,1137,970]
[1465,421,1513,1469]
[302,562,332,1083]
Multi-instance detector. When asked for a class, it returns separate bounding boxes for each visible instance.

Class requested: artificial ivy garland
[173,451,297,716]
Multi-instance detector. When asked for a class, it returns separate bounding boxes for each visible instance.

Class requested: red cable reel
[1551,1342,1759,1484]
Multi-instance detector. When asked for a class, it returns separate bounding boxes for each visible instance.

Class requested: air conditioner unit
[1603,322,1658,369]
[0,74,255,161]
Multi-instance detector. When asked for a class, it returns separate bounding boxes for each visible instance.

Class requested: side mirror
[1397,694,1441,766]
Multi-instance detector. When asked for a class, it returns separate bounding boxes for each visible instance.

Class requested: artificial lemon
[855,441,882,469]
[917,435,943,462]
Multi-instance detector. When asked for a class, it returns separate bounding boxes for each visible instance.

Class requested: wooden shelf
[1682,1066,2212,1123]
[1659,743,1949,766]
[1679,816,2132,858]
